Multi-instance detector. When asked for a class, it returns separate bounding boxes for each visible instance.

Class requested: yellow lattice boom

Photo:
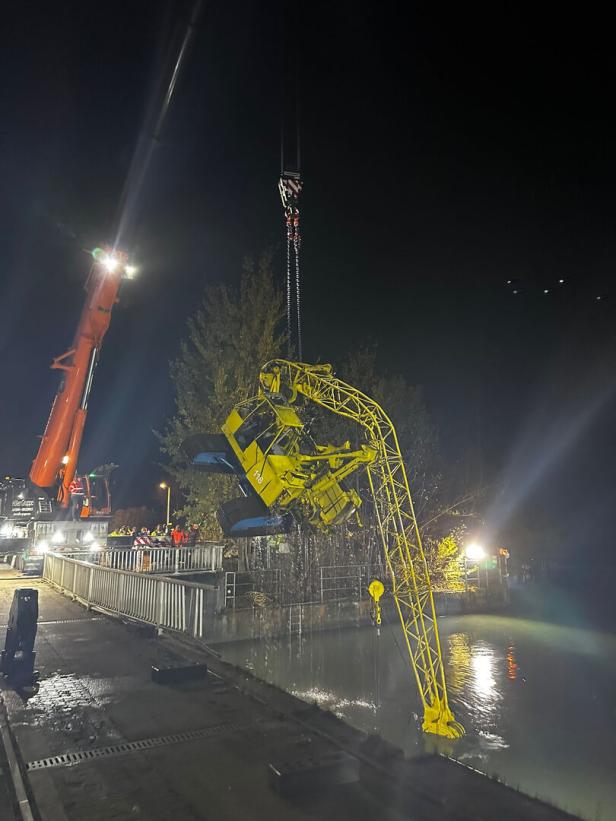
[258,360,464,738]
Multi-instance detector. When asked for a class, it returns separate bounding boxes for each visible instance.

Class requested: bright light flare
[124,264,138,278]
[35,540,49,555]
[159,482,168,489]
[51,531,65,544]
[83,531,94,544]
[102,254,119,273]
[465,542,486,561]
[89,540,101,552]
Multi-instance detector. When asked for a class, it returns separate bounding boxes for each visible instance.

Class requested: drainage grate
[39,617,105,625]
[26,720,254,771]
[0,617,104,628]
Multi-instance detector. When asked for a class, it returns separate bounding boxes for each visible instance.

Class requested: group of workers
[109,523,201,548]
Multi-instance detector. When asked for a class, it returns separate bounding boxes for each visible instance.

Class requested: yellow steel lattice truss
[258,360,464,738]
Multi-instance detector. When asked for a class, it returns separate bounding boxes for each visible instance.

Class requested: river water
[219,614,616,820]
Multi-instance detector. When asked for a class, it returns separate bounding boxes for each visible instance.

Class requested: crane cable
[293,199,302,360]
[279,6,303,360]
[286,212,292,353]
[279,176,303,359]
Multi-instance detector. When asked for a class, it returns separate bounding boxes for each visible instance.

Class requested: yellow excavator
[184,359,464,739]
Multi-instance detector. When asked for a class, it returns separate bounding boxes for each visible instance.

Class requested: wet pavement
[0,574,412,821]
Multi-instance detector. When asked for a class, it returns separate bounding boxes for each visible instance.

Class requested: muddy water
[219,614,616,820]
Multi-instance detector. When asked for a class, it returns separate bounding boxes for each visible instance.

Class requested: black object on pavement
[0,588,40,689]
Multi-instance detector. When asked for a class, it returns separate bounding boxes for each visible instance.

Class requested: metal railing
[61,544,223,575]
[43,553,209,638]
[318,563,387,603]
[224,569,282,609]
[221,564,387,609]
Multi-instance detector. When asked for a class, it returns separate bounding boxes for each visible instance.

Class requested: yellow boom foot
[422,702,465,739]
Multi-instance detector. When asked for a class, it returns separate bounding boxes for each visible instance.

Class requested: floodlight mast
[29,247,130,510]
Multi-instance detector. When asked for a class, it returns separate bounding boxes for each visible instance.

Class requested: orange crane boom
[29,247,131,508]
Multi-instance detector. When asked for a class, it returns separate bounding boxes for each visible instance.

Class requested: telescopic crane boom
[29,247,134,513]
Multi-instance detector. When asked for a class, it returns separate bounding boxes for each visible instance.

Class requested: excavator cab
[70,464,116,519]
[183,395,371,537]
[77,473,111,518]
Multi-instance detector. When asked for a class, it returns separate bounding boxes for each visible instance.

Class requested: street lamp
[159,482,171,526]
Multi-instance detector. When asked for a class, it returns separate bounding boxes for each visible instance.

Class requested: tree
[111,506,158,531]
[340,346,441,523]
[422,532,465,592]
[159,253,286,534]
[303,346,472,584]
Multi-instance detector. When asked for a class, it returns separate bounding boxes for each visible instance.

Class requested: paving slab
[0,577,407,821]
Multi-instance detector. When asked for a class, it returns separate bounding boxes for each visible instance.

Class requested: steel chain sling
[293,209,302,360]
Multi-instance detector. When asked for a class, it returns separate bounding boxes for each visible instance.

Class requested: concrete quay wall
[205,586,508,645]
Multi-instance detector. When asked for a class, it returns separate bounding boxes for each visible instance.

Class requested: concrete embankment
[201,587,508,645]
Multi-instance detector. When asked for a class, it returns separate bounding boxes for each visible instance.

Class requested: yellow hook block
[368,579,384,625]
[368,579,384,602]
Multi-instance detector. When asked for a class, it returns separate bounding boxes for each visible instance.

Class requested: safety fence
[223,569,282,609]
[224,563,388,609]
[43,553,211,638]
[318,563,387,603]
[62,544,224,575]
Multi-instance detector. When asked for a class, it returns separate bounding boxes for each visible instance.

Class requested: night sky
[1,2,615,560]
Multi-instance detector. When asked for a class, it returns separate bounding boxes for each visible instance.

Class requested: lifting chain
[293,208,302,361]
[286,213,293,358]
[279,175,303,360]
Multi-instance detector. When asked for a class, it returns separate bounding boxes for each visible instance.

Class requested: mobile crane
[184,359,464,739]
[1,247,135,555]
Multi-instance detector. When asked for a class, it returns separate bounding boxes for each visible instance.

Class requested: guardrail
[43,553,212,638]
[62,544,224,574]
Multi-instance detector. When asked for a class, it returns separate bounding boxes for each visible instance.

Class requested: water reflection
[446,634,507,752]
[291,686,377,715]
[506,644,518,681]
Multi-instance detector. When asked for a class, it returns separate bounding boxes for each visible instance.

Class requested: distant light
[513,289,518,295]
[159,482,168,489]
[83,531,94,544]
[544,289,549,294]
[17,492,24,500]
[51,530,65,544]
[61,455,70,465]
[559,278,564,284]
[596,295,603,301]
[124,264,138,278]
[465,542,486,561]
[506,280,512,285]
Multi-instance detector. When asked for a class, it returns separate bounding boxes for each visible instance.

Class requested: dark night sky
[1,2,615,559]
